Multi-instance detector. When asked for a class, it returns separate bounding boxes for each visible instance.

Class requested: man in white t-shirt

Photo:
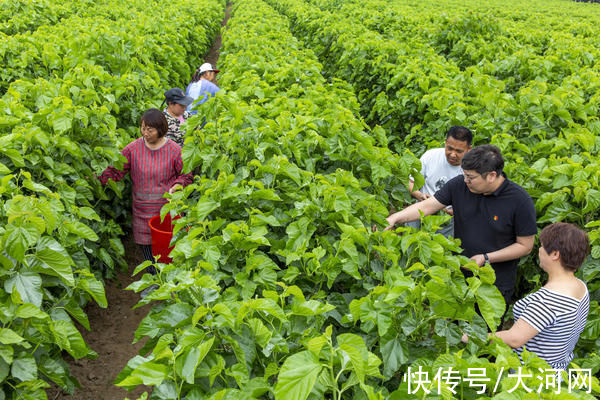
[407,126,472,237]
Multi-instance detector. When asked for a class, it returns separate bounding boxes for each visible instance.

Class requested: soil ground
[47,6,232,399]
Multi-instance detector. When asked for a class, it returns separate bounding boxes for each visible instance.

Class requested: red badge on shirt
[493,215,499,221]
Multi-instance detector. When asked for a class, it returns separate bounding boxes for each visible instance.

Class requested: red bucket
[148,214,180,263]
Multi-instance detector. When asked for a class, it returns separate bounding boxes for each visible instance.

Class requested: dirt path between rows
[47,5,233,400]
[48,234,152,400]
[204,3,232,68]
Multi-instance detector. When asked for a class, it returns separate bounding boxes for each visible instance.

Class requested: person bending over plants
[462,222,590,371]
[185,62,220,116]
[98,108,192,268]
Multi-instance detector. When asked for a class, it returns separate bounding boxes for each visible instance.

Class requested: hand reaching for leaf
[168,184,182,195]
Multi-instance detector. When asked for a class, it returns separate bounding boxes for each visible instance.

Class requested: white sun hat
[198,63,220,74]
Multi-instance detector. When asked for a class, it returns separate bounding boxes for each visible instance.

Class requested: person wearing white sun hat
[185,62,221,115]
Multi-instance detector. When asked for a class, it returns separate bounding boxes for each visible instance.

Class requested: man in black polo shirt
[385,145,537,306]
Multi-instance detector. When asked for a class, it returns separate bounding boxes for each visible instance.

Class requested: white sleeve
[419,151,431,180]
[188,83,200,99]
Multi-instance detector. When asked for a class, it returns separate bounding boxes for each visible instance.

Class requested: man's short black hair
[446,126,473,146]
[461,144,504,175]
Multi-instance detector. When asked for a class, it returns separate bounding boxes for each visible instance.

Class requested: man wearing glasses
[386,145,537,306]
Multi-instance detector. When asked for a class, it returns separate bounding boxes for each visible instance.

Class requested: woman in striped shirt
[99,108,193,266]
[463,222,590,370]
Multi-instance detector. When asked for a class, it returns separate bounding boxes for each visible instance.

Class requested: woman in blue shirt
[185,62,220,115]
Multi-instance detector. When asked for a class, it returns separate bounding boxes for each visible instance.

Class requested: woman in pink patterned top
[99,108,193,265]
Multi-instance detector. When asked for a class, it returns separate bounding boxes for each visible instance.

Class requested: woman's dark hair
[539,222,589,272]
[190,67,207,84]
[190,69,201,84]
[446,126,473,146]
[141,108,168,138]
[461,144,504,175]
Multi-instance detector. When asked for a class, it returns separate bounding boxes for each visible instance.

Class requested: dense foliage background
[0,0,599,398]
[118,0,600,398]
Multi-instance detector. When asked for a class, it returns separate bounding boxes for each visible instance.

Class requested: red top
[99,138,192,245]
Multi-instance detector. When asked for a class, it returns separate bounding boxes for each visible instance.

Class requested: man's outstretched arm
[385,196,446,230]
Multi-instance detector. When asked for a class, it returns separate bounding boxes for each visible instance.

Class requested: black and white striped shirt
[513,281,590,370]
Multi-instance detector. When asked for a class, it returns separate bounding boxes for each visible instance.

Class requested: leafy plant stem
[30,342,41,355]
[172,353,182,400]
[328,336,339,400]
